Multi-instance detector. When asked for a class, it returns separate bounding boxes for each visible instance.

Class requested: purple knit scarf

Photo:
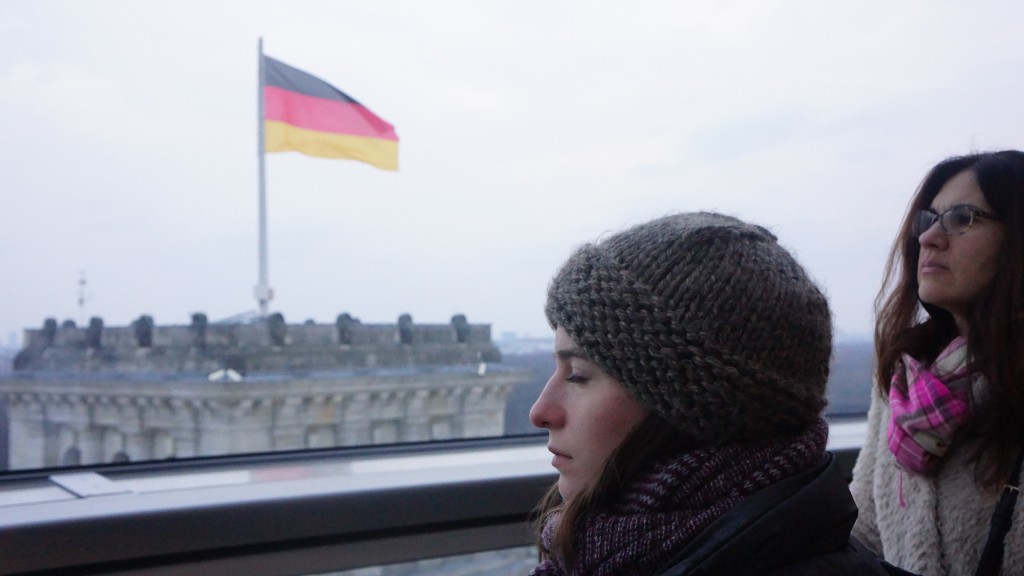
[529,419,828,576]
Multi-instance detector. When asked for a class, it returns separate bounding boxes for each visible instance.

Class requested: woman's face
[528,326,649,501]
[917,169,1004,334]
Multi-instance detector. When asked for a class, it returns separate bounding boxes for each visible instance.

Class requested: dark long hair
[875,150,1024,487]
[533,413,691,569]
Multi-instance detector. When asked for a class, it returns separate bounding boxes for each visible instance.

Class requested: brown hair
[875,150,1024,487]
[533,413,690,569]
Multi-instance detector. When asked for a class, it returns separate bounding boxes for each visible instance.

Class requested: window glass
[4,1,1021,473]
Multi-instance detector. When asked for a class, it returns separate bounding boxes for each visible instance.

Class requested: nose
[528,374,565,430]
[918,218,948,250]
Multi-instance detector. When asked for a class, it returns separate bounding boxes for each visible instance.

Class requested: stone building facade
[1,312,525,470]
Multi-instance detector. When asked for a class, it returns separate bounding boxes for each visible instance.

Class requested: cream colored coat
[850,391,1024,576]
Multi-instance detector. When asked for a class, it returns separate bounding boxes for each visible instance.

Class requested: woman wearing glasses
[850,150,1024,576]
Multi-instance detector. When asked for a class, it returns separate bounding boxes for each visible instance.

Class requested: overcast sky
[2,1,1023,348]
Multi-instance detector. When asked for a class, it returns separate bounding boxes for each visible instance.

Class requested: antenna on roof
[77,271,88,326]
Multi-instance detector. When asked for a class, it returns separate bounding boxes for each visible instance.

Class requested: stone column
[340,392,371,446]
[79,426,104,465]
[402,389,431,442]
[169,399,198,458]
[271,397,304,451]
[8,396,46,469]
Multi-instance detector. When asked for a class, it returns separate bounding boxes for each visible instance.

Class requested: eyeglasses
[912,204,1000,236]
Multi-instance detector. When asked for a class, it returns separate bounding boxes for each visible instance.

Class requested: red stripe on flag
[264,85,397,141]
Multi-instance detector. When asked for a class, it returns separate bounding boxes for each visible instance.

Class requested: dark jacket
[654,453,890,576]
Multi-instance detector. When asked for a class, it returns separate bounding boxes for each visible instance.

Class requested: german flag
[263,56,398,171]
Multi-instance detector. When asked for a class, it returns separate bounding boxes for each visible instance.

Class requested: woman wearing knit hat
[850,150,1024,576]
[528,212,888,575]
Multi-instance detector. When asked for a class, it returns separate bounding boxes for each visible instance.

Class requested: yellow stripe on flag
[265,121,398,171]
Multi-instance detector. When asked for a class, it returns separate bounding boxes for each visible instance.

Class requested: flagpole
[255,37,271,318]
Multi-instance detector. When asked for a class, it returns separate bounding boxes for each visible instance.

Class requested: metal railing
[0,418,867,576]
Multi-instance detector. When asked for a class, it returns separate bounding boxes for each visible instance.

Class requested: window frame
[0,418,867,576]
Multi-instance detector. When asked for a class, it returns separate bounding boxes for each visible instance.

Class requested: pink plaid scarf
[887,336,977,475]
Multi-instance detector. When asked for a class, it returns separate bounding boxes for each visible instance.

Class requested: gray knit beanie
[545,212,832,446]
